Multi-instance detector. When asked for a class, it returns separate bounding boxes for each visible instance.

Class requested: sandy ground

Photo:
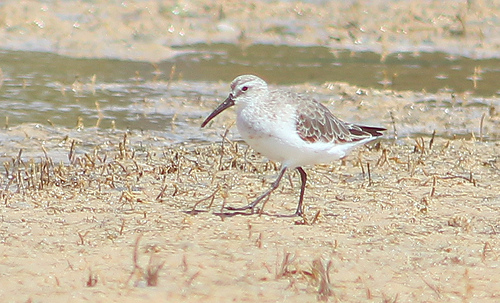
[1,0,500,302]
[1,87,500,302]
[1,124,500,302]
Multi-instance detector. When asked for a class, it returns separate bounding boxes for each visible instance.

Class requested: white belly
[235,101,375,168]
[237,118,369,168]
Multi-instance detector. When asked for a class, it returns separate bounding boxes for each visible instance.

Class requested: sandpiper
[201,75,385,216]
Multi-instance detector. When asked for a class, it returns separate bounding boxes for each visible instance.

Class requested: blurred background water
[1,46,499,143]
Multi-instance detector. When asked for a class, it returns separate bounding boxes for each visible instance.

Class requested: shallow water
[1,45,499,143]
[170,44,500,95]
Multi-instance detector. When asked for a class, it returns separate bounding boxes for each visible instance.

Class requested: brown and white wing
[296,99,385,143]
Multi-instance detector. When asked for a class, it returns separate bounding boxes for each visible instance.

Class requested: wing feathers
[296,99,385,144]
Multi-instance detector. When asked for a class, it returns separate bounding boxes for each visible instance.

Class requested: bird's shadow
[184,207,303,219]
[183,209,252,217]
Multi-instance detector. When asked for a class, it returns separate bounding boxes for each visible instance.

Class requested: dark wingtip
[360,126,386,137]
[348,125,386,138]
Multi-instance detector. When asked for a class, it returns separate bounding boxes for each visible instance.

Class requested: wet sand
[1,0,500,61]
[1,0,500,302]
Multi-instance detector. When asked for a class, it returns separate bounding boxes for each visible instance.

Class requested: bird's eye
[241,86,248,92]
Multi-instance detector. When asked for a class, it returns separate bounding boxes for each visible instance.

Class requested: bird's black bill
[201,95,235,128]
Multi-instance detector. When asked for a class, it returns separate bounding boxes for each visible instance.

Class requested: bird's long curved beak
[201,95,235,127]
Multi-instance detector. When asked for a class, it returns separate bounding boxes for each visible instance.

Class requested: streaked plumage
[202,75,385,216]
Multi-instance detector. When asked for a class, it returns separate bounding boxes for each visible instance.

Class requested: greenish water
[1,45,499,142]
[170,44,500,95]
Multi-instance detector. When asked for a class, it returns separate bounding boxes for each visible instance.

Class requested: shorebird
[201,75,385,216]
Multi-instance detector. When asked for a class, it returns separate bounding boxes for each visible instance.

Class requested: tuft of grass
[275,251,296,279]
[86,270,98,287]
[126,235,165,287]
[311,258,335,302]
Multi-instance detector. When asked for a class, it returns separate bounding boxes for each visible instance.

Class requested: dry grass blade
[156,183,169,201]
[311,258,335,302]
[190,186,220,213]
[145,258,165,287]
[86,270,98,287]
[419,274,442,300]
[429,130,436,149]
[367,162,372,186]
[389,111,398,140]
[479,112,486,142]
[276,251,296,279]
[125,234,166,287]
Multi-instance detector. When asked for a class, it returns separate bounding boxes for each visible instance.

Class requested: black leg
[295,167,307,217]
[225,166,288,213]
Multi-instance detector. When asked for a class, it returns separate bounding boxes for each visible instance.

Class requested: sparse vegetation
[0,0,499,300]
[0,114,499,301]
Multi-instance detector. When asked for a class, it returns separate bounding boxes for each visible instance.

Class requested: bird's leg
[295,167,307,217]
[225,166,288,213]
